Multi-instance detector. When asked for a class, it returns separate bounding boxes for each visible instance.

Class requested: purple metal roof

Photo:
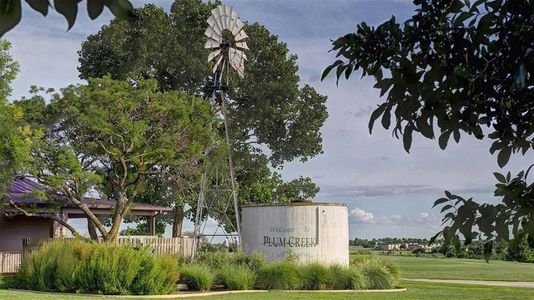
[4,177,173,212]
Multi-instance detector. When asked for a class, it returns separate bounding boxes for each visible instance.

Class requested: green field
[2,256,534,299]
[371,255,534,281]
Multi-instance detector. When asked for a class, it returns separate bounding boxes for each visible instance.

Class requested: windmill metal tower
[192,5,248,256]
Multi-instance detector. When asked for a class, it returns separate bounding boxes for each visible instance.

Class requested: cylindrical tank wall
[241,203,349,265]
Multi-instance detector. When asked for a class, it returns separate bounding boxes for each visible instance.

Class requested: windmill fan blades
[208,49,222,62]
[205,38,221,49]
[231,19,244,36]
[235,41,249,50]
[234,30,248,42]
[206,5,248,76]
[207,15,222,35]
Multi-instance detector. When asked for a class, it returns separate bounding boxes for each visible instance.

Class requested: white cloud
[350,207,375,223]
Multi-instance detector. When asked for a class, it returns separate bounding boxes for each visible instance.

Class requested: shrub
[195,251,266,272]
[328,264,368,290]
[195,252,233,270]
[232,252,266,272]
[18,239,179,295]
[181,263,215,291]
[132,254,180,295]
[256,261,302,290]
[300,263,332,290]
[217,264,256,290]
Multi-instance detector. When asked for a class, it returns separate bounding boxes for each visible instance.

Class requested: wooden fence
[0,252,22,274]
[1,236,196,274]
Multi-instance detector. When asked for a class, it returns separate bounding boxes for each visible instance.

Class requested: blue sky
[5,0,533,239]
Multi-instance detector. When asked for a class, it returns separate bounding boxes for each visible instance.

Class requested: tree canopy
[324,0,534,258]
[13,77,213,241]
[0,40,31,193]
[77,0,327,233]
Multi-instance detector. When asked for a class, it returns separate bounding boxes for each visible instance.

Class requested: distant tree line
[349,237,432,248]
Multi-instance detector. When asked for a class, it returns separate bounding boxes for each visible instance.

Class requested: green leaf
[497,147,511,168]
[453,130,460,143]
[107,0,133,19]
[87,0,104,20]
[54,0,79,30]
[438,131,451,150]
[25,0,49,16]
[368,104,386,134]
[416,116,434,139]
[433,197,449,207]
[0,0,22,37]
[440,204,453,213]
[493,172,506,183]
[381,107,391,129]
[403,124,413,153]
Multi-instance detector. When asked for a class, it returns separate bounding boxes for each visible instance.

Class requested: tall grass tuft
[181,263,215,291]
[18,239,179,295]
[300,262,332,290]
[256,261,302,290]
[352,256,397,289]
[328,264,368,290]
[217,264,256,290]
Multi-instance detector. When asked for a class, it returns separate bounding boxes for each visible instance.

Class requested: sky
[5,0,533,239]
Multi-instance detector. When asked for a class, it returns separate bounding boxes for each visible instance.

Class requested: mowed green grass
[364,255,534,281]
[1,281,533,300]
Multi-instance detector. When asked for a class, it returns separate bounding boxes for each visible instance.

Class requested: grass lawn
[2,256,533,299]
[366,255,534,281]
[1,281,533,299]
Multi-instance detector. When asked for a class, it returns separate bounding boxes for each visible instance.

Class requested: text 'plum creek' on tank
[241,202,349,265]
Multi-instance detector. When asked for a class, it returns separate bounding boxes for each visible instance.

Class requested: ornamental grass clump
[18,239,179,295]
[352,256,398,289]
[256,261,302,290]
[328,264,368,290]
[300,262,332,290]
[217,264,256,290]
[181,263,215,291]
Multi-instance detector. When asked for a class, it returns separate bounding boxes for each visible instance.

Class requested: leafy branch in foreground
[0,0,134,37]
[323,0,534,258]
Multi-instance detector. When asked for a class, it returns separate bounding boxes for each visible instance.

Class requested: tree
[14,77,213,241]
[77,0,328,235]
[0,0,134,37]
[323,0,534,259]
[0,40,31,193]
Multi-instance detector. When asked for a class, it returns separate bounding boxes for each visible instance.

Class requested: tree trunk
[87,217,99,240]
[172,204,185,237]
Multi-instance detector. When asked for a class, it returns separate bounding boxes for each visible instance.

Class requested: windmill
[192,5,248,255]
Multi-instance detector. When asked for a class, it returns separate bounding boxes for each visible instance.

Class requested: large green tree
[77,0,328,235]
[0,40,31,193]
[324,0,534,258]
[13,77,213,241]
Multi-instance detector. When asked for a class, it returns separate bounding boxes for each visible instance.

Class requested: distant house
[0,177,172,253]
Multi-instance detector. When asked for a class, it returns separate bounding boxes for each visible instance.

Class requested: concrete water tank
[241,202,349,265]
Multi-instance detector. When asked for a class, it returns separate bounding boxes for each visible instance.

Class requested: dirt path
[403,278,534,289]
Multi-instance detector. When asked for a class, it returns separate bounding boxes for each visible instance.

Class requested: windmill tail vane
[204,5,248,79]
